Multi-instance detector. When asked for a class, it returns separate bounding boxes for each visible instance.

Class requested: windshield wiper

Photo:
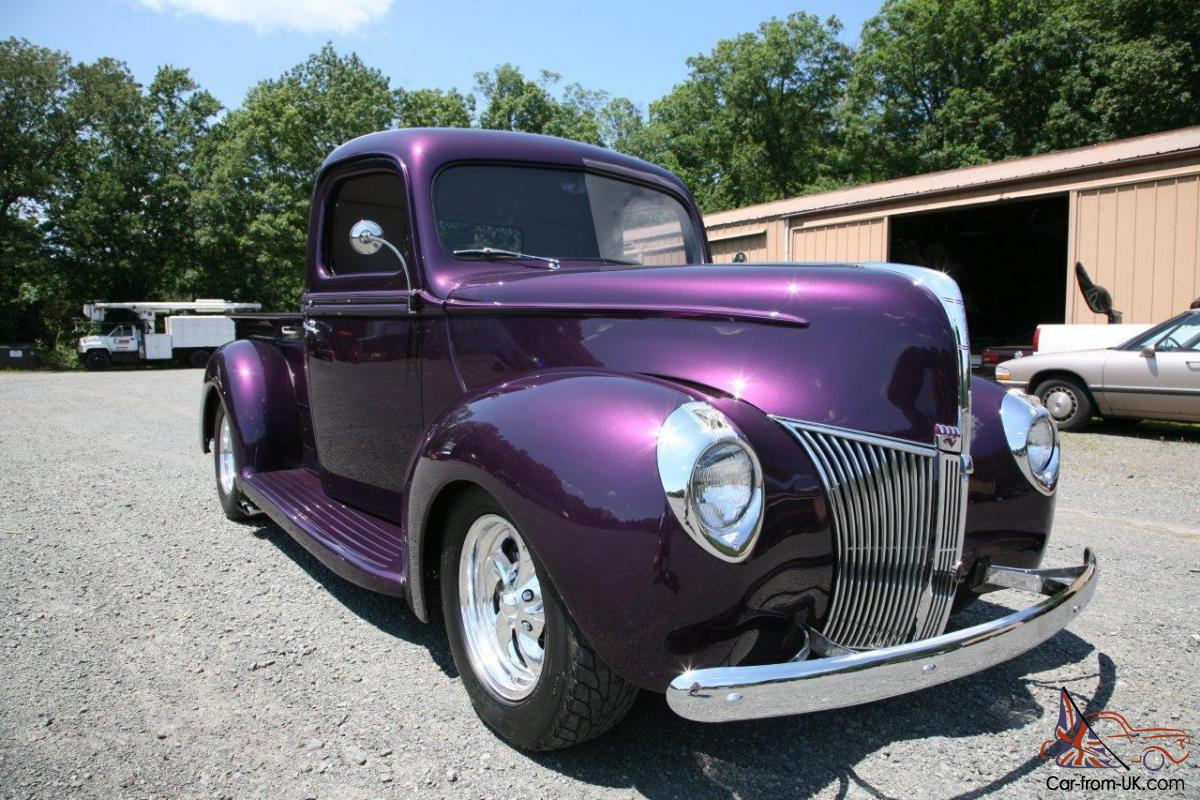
[452,247,560,271]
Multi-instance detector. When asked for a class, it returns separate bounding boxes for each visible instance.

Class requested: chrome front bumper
[666,549,1098,722]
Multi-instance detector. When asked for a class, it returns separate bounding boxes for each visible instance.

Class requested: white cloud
[136,0,393,34]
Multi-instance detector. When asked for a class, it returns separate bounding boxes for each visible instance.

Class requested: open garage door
[888,195,1069,350]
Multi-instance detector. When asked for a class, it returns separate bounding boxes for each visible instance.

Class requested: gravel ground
[1,368,1198,800]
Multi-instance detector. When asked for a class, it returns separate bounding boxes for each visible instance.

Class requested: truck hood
[444,264,961,444]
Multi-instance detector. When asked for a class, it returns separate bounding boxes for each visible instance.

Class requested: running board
[240,468,408,596]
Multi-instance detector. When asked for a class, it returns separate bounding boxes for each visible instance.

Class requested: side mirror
[1140,347,1156,358]
[349,219,384,255]
[348,219,415,309]
[732,251,747,263]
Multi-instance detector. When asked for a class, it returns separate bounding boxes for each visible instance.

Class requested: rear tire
[213,403,251,522]
[1034,376,1092,431]
[84,350,110,371]
[188,349,211,369]
[441,488,638,750]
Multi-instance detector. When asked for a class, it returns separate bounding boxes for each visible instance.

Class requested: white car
[995,310,1200,430]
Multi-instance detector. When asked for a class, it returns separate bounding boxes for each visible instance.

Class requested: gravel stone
[1,369,1197,799]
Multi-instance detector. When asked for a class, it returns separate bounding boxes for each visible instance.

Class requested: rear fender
[200,340,303,476]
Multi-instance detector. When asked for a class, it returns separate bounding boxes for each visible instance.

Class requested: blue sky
[2,0,881,112]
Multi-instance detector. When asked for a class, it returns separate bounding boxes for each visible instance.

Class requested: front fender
[963,376,1057,575]
[201,340,303,477]
[406,369,831,691]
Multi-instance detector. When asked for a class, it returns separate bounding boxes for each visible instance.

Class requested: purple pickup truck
[200,129,1097,750]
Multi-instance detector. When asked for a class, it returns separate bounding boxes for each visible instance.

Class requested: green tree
[473,64,640,148]
[849,0,1200,178]
[638,13,851,212]
[191,44,400,310]
[396,87,474,128]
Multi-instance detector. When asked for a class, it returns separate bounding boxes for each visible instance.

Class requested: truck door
[303,162,423,521]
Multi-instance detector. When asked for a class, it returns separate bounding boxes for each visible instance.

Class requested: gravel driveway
[1,369,1198,799]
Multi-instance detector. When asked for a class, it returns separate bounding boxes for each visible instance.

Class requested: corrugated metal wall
[790,219,887,262]
[707,219,786,263]
[1071,176,1200,323]
[710,232,767,262]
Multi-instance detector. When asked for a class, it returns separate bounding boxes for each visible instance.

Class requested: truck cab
[200,129,1095,751]
[77,324,141,369]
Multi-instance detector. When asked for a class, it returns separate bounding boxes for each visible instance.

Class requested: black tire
[213,403,251,522]
[440,488,638,751]
[188,349,211,369]
[1033,375,1093,431]
[84,350,110,371]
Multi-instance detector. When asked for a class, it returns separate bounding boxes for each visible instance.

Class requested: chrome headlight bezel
[656,401,765,562]
[999,390,1060,495]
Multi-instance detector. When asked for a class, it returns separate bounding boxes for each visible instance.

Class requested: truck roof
[321,128,689,196]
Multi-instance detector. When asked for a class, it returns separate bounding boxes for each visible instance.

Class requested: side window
[327,171,413,276]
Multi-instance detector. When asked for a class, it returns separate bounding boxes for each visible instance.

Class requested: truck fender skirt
[201,339,303,475]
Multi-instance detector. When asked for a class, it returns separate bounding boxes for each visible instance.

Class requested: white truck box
[143,333,173,360]
[1034,323,1152,354]
[164,316,236,349]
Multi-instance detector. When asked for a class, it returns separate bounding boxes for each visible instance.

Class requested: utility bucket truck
[78,299,261,370]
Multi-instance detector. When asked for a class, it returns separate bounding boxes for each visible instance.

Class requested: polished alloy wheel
[1043,386,1077,422]
[218,415,236,496]
[458,514,545,701]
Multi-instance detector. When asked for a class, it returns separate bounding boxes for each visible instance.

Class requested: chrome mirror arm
[361,233,414,297]
[348,219,416,310]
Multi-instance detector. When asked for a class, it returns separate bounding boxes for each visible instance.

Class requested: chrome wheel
[458,514,545,701]
[1043,386,1077,422]
[217,415,236,496]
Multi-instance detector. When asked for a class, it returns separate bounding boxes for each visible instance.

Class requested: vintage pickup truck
[200,129,1097,750]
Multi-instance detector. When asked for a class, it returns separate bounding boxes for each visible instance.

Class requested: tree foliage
[2,0,1200,357]
[636,13,851,211]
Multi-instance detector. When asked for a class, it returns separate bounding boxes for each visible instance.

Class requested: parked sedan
[995,310,1200,429]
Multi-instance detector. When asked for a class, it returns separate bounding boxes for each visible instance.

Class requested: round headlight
[691,441,755,531]
[999,390,1060,495]
[1026,415,1055,472]
[656,402,765,561]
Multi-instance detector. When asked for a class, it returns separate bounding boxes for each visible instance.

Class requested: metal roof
[705,126,1200,228]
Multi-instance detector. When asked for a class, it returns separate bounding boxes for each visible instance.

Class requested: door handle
[1186,361,1200,369]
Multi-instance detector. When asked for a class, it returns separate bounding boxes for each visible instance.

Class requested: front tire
[213,403,252,522]
[1034,376,1093,431]
[84,350,110,371]
[441,489,637,750]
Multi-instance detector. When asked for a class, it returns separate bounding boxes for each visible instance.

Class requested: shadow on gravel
[238,521,1116,799]
[250,520,457,678]
[527,600,1116,800]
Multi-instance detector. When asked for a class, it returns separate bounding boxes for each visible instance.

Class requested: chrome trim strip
[666,550,1098,722]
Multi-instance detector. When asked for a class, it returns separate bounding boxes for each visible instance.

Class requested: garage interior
[887,195,1069,348]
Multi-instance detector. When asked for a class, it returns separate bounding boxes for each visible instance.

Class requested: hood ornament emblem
[934,423,961,450]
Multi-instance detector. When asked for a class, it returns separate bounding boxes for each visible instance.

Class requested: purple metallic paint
[199,129,1057,693]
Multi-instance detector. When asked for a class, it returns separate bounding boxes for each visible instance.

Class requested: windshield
[1118,311,1200,351]
[434,164,702,267]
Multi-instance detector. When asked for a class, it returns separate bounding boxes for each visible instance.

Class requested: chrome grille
[776,418,969,649]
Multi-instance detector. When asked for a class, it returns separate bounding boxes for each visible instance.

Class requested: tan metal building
[703,126,1200,345]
